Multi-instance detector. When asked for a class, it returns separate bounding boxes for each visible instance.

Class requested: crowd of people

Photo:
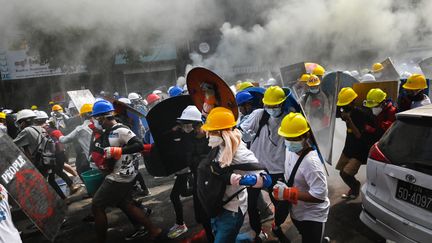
[0,62,430,243]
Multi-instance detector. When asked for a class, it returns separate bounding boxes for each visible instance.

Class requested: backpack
[251,110,270,144]
[196,147,266,218]
[30,126,57,169]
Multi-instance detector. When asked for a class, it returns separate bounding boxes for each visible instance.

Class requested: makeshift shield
[145,95,194,176]
[187,67,238,120]
[321,72,359,96]
[280,62,307,87]
[352,81,399,106]
[419,57,432,78]
[376,58,400,81]
[0,132,66,241]
[66,90,95,112]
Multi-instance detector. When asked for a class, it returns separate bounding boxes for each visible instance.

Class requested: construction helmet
[146,94,161,105]
[236,91,253,106]
[307,75,321,87]
[177,105,202,122]
[262,86,287,106]
[80,103,93,115]
[34,110,49,120]
[0,112,6,119]
[52,104,63,112]
[168,86,183,97]
[92,100,114,117]
[201,107,237,131]
[364,88,387,108]
[48,101,55,105]
[403,74,427,90]
[372,63,384,73]
[237,82,254,92]
[278,112,310,138]
[152,90,162,95]
[16,109,37,123]
[298,74,310,82]
[128,92,140,100]
[312,66,326,76]
[361,74,376,82]
[118,98,131,105]
[265,78,277,87]
[31,105,38,110]
[337,87,358,106]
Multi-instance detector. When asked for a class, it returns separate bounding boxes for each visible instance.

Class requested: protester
[0,184,22,243]
[0,112,7,134]
[89,100,163,243]
[363,88,396,135]
[240,86,290,242]
[235,91,254,126]
[200,107,271,243]
[397,73,431,112]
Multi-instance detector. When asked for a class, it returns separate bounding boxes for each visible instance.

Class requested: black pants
[268,173,291,227]
[48,172,66,199]
[75,150,90,178]
[133,172,148,191]
[291,218,324,243]
[247,187,262,235]
[55,152,74,187]
[170,173,190,225]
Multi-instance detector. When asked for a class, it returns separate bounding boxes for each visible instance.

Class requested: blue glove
[239,174,257,186]
[260,173,272,188]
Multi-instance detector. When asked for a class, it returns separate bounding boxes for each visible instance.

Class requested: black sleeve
[122,136,144,154]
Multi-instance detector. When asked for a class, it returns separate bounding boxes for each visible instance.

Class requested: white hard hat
[118,98,131,105]
[152,90,162,95]
[113,91,119,96]
[361,74,376,82]
[34,110,49,120]
[16,109,37,123]
[350,70,360,77]
[128,92,140,100]
[265,78,277,86]
[177,105,202,122]
[401,71,412,79]
[343,71,351,76]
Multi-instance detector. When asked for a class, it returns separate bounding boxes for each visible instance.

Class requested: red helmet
[146,93,161,105]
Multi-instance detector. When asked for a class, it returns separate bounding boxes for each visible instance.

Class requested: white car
[360,104,432,243]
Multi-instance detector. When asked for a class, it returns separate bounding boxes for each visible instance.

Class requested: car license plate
[396,180,432,213]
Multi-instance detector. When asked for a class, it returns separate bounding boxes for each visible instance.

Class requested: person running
[89,100,162,243]
[363,88,396,136]
[273,112,330,243]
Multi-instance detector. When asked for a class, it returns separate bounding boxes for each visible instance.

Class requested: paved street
[17,120,385,243]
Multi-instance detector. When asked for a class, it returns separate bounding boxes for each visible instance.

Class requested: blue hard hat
[236,91,253,105]
[169,86,183,97]
[92,99,114,116]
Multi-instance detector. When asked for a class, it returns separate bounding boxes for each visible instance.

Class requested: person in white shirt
[201,107,271,243]
[273,112,330,243]
[0,184,22,243]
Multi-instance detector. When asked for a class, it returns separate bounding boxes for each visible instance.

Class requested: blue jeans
[211,208,245,243]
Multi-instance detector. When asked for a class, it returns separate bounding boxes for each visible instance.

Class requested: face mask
[265,107,282,118]
[309,87,320,94]
[92,118,103,130]
[182,124,194,133]
[208,135,223,148]
[372,107,383,116]
[285,140,304,153]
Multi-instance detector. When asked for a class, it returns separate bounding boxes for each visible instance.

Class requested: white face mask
[92,118,103,130]
[265,107,282,118]
[372,107,383,116]
[208,135,224,148]
[182,124,194,133]
[284,139,304,153]
[309,87,320,94]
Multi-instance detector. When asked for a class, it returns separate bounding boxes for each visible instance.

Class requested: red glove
[272,181,299,204]
[142,144,153,156]
[50,130,63,140]
[103,147,122,160]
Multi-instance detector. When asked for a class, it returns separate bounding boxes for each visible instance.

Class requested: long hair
[219,128,242,168]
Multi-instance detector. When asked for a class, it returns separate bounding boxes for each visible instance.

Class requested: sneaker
[272,225,290,243]
[255,230,268,242]
[323,236,331,243]
[168,224,188,239]
[341,189,358,200]
[125,227,148,241]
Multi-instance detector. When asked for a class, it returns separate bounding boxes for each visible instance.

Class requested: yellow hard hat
[306,75,321,87]
[403,74,428,90]
[201,107,237,131]
[262,86,287,106]
[298,74,310,82]
[278,112,310,138]
[79,103,94,115]
[337,87,358,106]
[31,105,38,110]
[237,81,254,91]
[372,63,384,73]
[52,104,63,112]
[364,88,387,108]
[312,66,326,76]
[49,101,55,105]
[0,112,5,119]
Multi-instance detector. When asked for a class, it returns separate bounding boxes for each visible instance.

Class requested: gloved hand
[50,130,63,140]
[239,174,257,186]
[260,173,272,189]
[230,173,242,186]
[103,147,123,160]
[272,181,299,204]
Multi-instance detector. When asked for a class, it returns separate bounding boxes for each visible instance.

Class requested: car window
[379,118,432,172]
